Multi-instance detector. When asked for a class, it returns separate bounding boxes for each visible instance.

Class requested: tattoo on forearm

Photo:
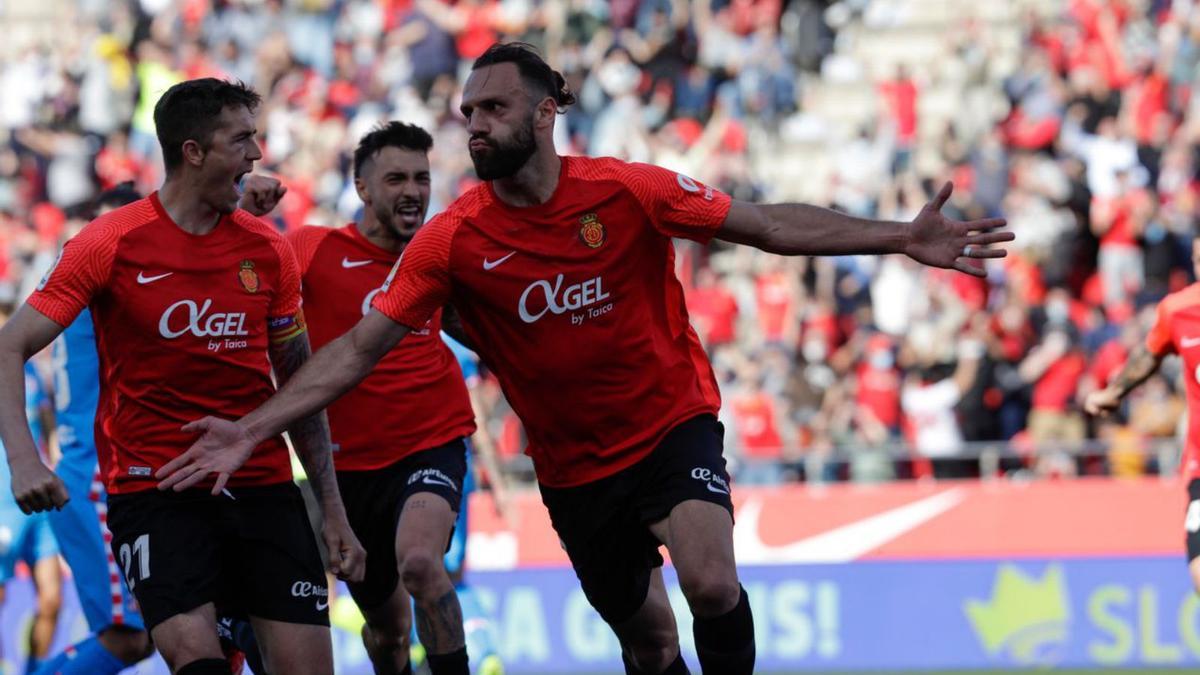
[414,589,465,654]
[269,334,338,505]
[1112,345,1161,397]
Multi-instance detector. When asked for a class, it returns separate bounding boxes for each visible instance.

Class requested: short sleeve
[1146,301,1175,356]
[26,220,118,327]
[372,213,455,330]
[615,162,733,243]
[267,234,302,319]
[286,225,334,278]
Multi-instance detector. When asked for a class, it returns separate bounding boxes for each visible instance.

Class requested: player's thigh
[107,490,221,633]
[648,500,739,607]
[250,616,333,675]
[150,602,223,668]
[394,440,468,568]
[539,473,664,626]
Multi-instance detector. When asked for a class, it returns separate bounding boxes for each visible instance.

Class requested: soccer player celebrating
[285,122,477,675]
[1086,239,1200,594]
[0,79,364,675]
[36,183,277,675]
[163,45,1013,675]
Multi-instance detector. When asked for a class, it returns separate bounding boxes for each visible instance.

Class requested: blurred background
[1,0,1199,672]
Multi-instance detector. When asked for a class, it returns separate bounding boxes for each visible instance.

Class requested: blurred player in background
[285,121,475,675]
[0,78,364,675]
[0,359,60,675]
[1087,238,1200,594]
[168,43,1013,675]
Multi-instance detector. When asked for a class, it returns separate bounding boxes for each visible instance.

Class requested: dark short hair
[353,121,434,179]
[472,42,576,112]
[153,78,262,173]
[93,182,141,214]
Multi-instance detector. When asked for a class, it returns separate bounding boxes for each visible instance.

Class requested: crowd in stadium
[0,0,1195,485]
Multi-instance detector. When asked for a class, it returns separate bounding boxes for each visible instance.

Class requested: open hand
[157,417,257,494]
[904,182,1014,278]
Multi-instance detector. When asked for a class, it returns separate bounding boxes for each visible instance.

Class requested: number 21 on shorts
[119,534,150,589]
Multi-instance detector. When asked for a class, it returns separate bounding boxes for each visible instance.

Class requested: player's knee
[625,638,678,675]
[399,549,445,598]
[101,628,153,664]
[362,622,409,657]
[679,572,740,617]
[36,588,62,615]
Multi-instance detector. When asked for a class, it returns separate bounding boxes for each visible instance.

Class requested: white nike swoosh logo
[422,475,457,490]
[706,482,729,495]
[1183,336,1200,349]
[315,599,329,611]
[342,258,373,269]
[733,488,965,564]
[482,251,516,270]
[136,272,173,284]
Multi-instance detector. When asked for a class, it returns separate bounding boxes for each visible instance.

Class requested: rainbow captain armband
[267,310,307,344]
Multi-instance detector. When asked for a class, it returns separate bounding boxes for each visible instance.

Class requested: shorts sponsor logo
[518,274,612,325]
[408,468,458,491]
[691,467,730,495]
[127,466,152,477]
[291,580,329,611]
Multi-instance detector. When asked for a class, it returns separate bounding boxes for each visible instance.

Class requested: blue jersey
[51,309,100,464]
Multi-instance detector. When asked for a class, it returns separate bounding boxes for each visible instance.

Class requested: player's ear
[181,139,206,168]
[535,96,556,129]
[354,176,370,205]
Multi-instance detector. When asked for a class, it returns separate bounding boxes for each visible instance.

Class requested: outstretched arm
[1084,345,1165,416]
[156,310,410,488]
[716,182,1013,277]
[0,305,69,513]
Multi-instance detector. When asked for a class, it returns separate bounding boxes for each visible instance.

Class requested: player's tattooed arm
[1085,344,1165,416]
[1109,344,1164,398]
[268,331,368,582]
[267,333,338,504]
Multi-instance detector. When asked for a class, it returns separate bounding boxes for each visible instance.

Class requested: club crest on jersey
[579,213,605,249]
[238,260,259,293]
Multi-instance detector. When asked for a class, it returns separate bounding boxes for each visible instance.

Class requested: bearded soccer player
[1086,238,1200,594]
[285,122,476,675]
[0,78,364,675]
[162,45,1013,675]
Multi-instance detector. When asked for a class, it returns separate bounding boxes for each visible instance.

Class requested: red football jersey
[28,193,300,494]
[372,156,731,487]
[288,224,475,471]
[1147,284,1200,480]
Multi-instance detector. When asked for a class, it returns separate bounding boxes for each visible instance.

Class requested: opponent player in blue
[0,360,62,674]
[33,185,153,675]
[437,335,507,675]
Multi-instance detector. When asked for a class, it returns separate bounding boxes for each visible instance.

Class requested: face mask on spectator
[870,351,894,370]
[803,340,827,363]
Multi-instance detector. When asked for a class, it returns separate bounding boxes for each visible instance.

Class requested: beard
[374,201,422,242]
[470,116,537,180]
